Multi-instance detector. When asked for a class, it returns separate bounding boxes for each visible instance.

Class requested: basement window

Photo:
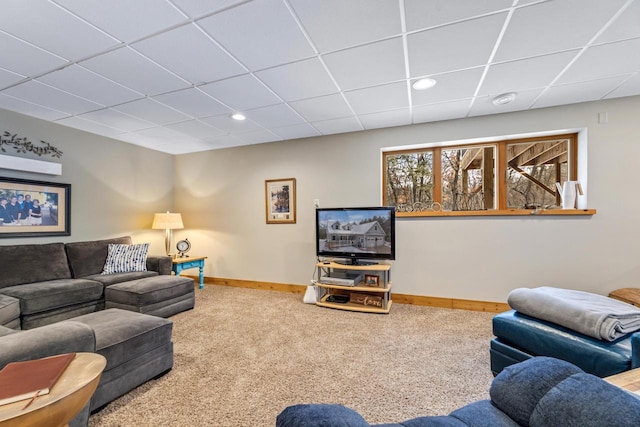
[383,133,594,217]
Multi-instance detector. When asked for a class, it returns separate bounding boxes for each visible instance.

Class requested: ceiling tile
[37,65,143,106]
[312,116,363,135]
[533,76,630,109]
[408,12,507,76]
[199,74,281,111]
[198,0,315,70]
[0,32,68,78]
[596,0,640,44]
[153,88,231,118]
[76,108,154,132]
[81,47,190,96]
[0,0,118,60]
[468,88,544,117]
[605,74,640,99]
[166,119,226,139]
[404,0,513,32]
[324,37,406,90]
[359,109,411,129]
[2,81,103,114]
[199,114,262,133]
[412,68,484,106]
[0,68,25,89]
[114,98,191,125]
[271,123,320,140]
[479,50,579,96]
[256,58,338,101]
[494,0,628,62]
[245,103,306,128]
[413,99,472,123]
[344,82,408,115]
[290,0,401,51]
[55,116,125,136]
[557,38,640,85]
[235,129,281,144]
[0,94,68,121]
[171,0,246,19]
[289,94,353,122]
[56,0,187,43]
[199,134,246,149]
[133,24,245,84]
[126,126,202,146]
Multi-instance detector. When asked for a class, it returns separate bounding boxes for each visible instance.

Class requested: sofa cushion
[0,294,20,327]
[105,275,193,307]
[448,400,520,427]
[65,236,131,278]
[66,308,172,371]
[530,372,640,427]
[83,271,158,287]
[102,243,149,274]
[276,404,370,427]
[0,243,71,289]
[0,325,17,338]
[0,279,104,315]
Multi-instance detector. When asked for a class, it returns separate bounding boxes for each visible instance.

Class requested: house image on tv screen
[326,220,388,253]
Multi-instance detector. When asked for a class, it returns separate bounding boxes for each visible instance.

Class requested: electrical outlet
[314,199,320,208]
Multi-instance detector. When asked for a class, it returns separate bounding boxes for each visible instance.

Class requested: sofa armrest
[146,256,172,275]
[0,321,96,369]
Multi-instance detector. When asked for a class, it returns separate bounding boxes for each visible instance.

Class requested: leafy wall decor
[1,131,63,158]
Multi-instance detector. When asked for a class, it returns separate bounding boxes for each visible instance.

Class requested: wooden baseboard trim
[183,275,510,313]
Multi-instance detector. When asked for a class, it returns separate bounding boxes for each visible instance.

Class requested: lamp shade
[152,212,184,230]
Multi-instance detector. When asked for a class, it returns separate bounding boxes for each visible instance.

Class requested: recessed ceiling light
[492,92,517,106]
[412,78,437,91]
[231,113,246,121]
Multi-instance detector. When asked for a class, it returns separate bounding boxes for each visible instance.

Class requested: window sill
[397,209,597,218]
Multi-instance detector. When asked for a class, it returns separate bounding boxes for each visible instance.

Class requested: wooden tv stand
[315,261,392,314]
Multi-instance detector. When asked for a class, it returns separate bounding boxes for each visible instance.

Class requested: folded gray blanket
[508,287,640,341]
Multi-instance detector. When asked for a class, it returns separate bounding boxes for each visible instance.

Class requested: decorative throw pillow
[102,243,149,274]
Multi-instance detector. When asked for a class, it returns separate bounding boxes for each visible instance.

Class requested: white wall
[0,108,174,255]
[174,96,640,303]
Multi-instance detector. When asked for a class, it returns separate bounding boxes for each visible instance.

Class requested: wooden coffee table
[605,368,640,395]
[0,352,106,427]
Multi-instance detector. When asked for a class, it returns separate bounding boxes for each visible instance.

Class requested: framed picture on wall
[0,177,71,238]
[265,178,296,224]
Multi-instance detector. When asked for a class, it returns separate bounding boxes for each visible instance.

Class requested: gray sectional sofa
[0,236,195,426]
[0,236,173,329]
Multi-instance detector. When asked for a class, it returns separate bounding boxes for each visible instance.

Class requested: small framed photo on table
[265,178,296,224]
[364,274,379,287]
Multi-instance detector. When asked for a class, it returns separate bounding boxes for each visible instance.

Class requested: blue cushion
[276,404,370,427]
[490,357,582,426]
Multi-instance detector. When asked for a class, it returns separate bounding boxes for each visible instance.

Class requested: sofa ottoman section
[0,294,20,329]
[105,275,195,318]
[63,308,173,411]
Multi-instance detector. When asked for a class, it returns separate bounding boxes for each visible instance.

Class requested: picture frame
[364,274,380,287]
[0,177,71,238]
[265,178,296,224]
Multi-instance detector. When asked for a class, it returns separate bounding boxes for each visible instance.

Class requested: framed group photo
[0,177,71,238]
[265,178,296,224]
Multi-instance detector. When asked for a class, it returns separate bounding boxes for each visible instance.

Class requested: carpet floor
[89,285,496,426]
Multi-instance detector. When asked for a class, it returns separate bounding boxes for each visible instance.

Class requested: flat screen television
[316,207,395,265]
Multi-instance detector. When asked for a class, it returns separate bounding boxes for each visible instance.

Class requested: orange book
[0,353,76,407]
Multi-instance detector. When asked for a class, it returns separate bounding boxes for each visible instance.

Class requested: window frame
[382,132,595,217]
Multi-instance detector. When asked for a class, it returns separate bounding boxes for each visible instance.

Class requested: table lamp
[152,211,184,256]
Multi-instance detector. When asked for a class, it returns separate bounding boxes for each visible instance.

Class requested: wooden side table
[605,368,640,396]
[0,352,106,427]
[172,256,207,289]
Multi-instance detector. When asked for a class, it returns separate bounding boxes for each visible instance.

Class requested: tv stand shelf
[315,261,392,314]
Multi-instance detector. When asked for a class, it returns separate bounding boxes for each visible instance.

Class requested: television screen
[316,207,395,265]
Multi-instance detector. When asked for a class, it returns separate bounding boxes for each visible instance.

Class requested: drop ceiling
[0,0,639,155]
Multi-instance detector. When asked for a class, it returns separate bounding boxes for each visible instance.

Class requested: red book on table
[0,353,76,406]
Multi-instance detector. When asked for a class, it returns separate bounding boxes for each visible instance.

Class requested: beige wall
[0,108,173,255]
[174,96,640,302]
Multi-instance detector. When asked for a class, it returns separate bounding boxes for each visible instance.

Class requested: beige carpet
[89,285,496,426]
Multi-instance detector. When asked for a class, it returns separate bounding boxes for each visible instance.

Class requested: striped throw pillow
[102,243,149,274]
